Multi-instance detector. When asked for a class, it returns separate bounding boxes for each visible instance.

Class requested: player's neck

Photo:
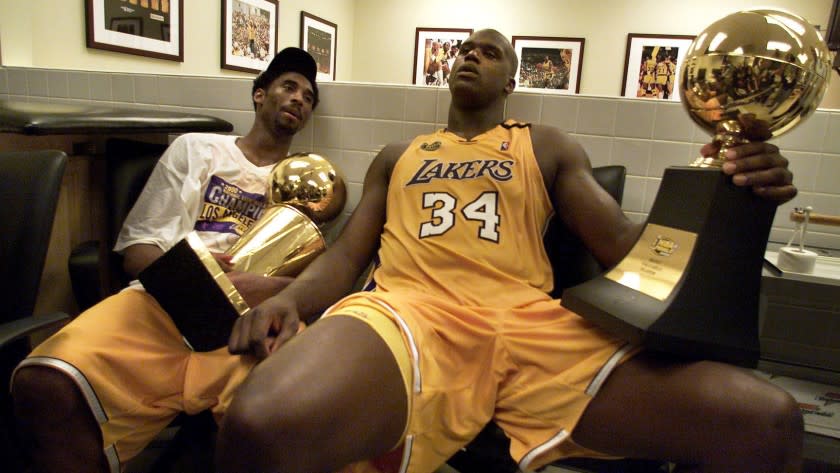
[446,102,505,141]
[236,131,292,167]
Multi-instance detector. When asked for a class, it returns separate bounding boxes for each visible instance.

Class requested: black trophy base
[139,238,244,352]
[562,167,776,368]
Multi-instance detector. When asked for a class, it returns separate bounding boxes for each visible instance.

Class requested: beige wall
[1,1,836,106]
[351,1,831,85]
[0,0,356,80]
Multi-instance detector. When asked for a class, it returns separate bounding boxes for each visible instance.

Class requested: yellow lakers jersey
[371,120,555,308]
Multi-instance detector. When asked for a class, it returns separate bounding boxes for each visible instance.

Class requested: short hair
[475,29,518,77]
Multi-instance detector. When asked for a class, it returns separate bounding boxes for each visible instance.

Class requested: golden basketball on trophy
[267,152,348,224]
[225,153,347,277]
[681,9,832,166]
[563,9,832,367]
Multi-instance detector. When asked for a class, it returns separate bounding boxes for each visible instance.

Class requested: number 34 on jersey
[418,191,500,243]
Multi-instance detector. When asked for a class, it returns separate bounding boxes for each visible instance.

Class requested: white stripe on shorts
[13,357,122,473]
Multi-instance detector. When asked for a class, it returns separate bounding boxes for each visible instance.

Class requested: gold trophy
[225,153,347,276]
[139,153,346,351]
[562,9,831,367]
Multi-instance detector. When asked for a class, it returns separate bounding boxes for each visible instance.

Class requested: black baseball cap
[252,47,319,108]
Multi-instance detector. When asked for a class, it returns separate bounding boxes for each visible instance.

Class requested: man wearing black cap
[11,47,319,473]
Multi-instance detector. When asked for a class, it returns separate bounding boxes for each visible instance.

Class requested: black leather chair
[68,138,170,311]
[0,150,72,471]
[446,165,669,473]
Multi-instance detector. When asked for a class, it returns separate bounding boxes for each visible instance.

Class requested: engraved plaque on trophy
[562,9,831,367]
[139,153,346,351]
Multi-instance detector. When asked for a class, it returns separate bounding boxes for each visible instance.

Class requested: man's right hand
[228,294,302,360]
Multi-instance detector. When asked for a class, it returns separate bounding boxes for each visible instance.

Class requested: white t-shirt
[114,133,275,256]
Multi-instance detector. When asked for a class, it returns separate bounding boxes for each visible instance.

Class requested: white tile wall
[615,100,655,139]
[576,98,617,135]
[372,87,406,121]
[540,95,579,132]
[652,103,696,142]
[404,87,438,124]
[133,75,159,104]
[67,72,90,100]
[111,74,134,102]
[3,65,839,250]
[89,73,113,101]
[26,70,48,96]
[507,92,543,124]
[46,71,68,98]
[7,69,27,95]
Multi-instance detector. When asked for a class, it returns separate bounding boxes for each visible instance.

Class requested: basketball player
[217,29,803,473]
[655,53,671,98]
[12,48,320,473]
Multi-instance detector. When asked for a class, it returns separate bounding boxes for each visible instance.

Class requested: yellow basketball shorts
[14,289,256,471]
[323,291,639,473]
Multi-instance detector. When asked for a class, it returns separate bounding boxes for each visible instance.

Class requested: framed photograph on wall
[221,0,278,74]
[512,36,585,94]
[413,27,473,87]
[300,12,337,81]
[621,33,695,101]
[85,0,184,61]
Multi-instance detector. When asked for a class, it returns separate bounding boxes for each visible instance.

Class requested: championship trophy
[225,153,347,276]
[562,9,831,367]
[139,153,346,351]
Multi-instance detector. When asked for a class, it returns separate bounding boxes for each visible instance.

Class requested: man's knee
[217,376,327,473]
[756,388,803,456]
[221,377,313,449]
[726,379,803,470]
[12,365,86,423]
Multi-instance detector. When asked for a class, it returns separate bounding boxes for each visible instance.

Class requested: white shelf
[764,250,840,286]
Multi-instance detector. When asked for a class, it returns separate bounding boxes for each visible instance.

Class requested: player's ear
[253,88,266,106]
[505,77,516,95]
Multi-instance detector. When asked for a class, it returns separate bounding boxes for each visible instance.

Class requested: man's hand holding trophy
[139,153,346,352]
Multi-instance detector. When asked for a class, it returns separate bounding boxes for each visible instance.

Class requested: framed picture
[221,0,278,74]
[621,33,695,101]
[85,0,183,62]
[300,12,337,81]
[512,36,585,94]
[413,27,473,87]
[109,17,143,36]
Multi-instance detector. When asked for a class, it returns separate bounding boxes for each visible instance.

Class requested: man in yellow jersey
[217,29,803,473]
[655,54,671,98]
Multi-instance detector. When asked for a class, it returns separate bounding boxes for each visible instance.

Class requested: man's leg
[216,315,408,473]
[571,352,803,473]
[12,290,197,473]
[12,366,109,473]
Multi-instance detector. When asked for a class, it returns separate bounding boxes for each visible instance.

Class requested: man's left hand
[700,141,797,203]
[227,271,295,308]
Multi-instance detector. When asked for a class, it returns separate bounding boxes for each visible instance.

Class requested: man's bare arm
[122,243,165,279]
[531,125,641,269]
[228,140,409,357]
